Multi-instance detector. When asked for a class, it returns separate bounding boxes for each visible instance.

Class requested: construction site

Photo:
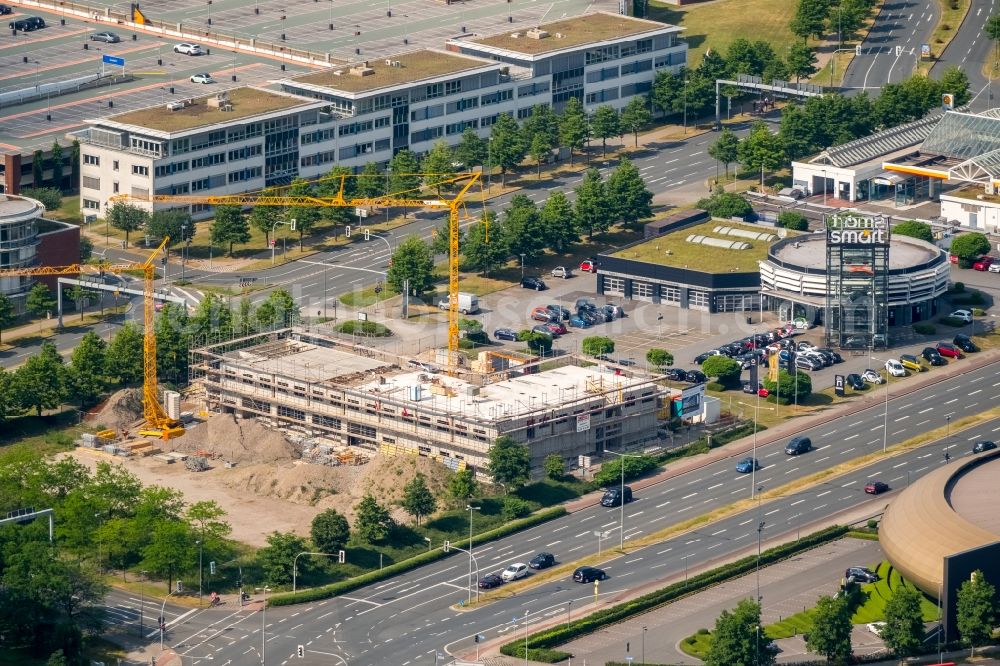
[187,327,670,476]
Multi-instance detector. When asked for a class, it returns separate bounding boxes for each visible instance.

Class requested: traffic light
[364,228,370,241]
[338,550,345,564]
[444,540,450,552]
[297,645,304,658]
[209,561,216,575]
[345,225,351,237]
[289,218,297,232]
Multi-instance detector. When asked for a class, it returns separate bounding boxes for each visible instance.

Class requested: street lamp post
[524,609,530,666]
[139,570,148,637]
[487,137,493,191]
[756,520,765,604]
[566,599,573,628]
[256,586,271,665]
[642,625,647,665]
[466,504,480,605]
[158,591,177,650]
[196,539,203,603]
[520,254,526,280]
[604,448,641,550]
[683,78,690,134]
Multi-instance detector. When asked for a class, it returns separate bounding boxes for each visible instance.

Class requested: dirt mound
[89,388,144,431]
[170,414,299,464]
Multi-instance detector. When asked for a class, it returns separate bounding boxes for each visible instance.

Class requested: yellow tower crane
[117,172,482,369]
[0,237,184,439]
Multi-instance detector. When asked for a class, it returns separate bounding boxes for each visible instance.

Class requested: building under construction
[190,328,667,475]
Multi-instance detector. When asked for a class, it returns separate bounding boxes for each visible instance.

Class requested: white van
[438,292,480,315]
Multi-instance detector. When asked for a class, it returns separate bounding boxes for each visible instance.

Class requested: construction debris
[185,456,209,472]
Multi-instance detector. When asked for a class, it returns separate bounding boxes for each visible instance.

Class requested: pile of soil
[170,414,299,464]
[88,388,144,431]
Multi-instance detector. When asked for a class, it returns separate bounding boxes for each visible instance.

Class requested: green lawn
[610,220,786,272]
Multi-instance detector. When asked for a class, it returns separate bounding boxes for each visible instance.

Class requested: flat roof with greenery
[108,88,313,133]
[469,13,673,55]
[294,50,492,94]
[609,221,792,273]
[948,185,1000,204]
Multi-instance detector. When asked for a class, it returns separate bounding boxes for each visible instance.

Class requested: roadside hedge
[499,525,849,662]
[268,506,566,607]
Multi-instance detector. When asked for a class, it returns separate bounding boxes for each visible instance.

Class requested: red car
[973,257,994,271]
[580,259,597,273]
[864,480,889,494]
[936,341,962,358]
[543,322,567,336]
[949,254,959,264]
[531,307,554,322]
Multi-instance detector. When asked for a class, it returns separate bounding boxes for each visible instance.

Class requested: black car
[846,373,866,390]
[600,486,633,507]
[973,440,997,453]
[953,334,979,353]
[685,370,707,384]
[921,347,946,366]
[0,5,13,15]
[693,351,719,365]
[528,552,556,569]
[479,573,504,589]
[521,277,547,291]
[815,348,843,363]
[573,566,607,583]
[546,305,570,321]
[785,436,812,455]
[618,358,636,367]
[25,15,44,28]
[493,327,518,342]
[845,566,878,583]
[742,381,764,395]
[719,343,743,357]
[663,368,687,382]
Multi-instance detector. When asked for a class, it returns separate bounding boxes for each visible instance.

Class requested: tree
[607,156,653,227]
[620,96,652,146]
[285,179,322,249]
[543,454,564,480]
[559,97,589,165]
[518,329,552,354]
[387,235,435,295]
[188,293,233,343]
[881,585,925,660]
[447,468,478,503]
[589,105,621,157]
[950,232,991,266]
[401,474,437,525]
[69,331,107,407]
[0,292,15,344]
[892,220,933,242]
[529,133,551,178]
[26,282,56,325]
[778,211,809,230]
[32,149,44,189]
[421,140,456,195]
[249,190,283,247]
[574,168,612,239]
[487,435,531,487]
[461,214,509,276]
[354,494,392,542]
[255,288,298,329]
[523,104,560,153]
[454,128,487,170]
[13,341,68,415]
[105,321,144,385]
[145,209,192,246]
[66,285,92,321]
[646,348,674,369]
[356,161,385,199]
[210,205,250,256]
[806,594,853,663]
[956,570,997,658]
[106,202,148,246]
[790,0,829,42]
[255,531,309,586]
[701,355,742,388]
[141,520,195,592]
[20,187,62,211]
[581,335,615,357]
[936,65,971,106]
[49,141,65,190]
[490,113,527,186]
[317,167,353,226]
[787,42,819,83]
[738,121,786,189]
[539,191,578,251]
[503,194,546,260]
[70,139,81,192]
[696,189,753,219]
[0,367,20,422]
[705,598,777,666]
[652,70,683,117]
[310,509,350,555]
[155,302,190,384]
[830,0,867,41]
[763,369,812,403]
[389,149,422,218]
[709,129,740,179]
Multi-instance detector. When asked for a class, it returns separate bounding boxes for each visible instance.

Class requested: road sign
[102,54,125,66]
[834,374,845,397]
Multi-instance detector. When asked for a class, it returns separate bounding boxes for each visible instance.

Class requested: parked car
[922,347,946,365]
[531,325,555,338]
[685,370,707,384]
[784,436,812,455]
[190,73,215,84]
[531,307,554,322]
[694,350,722,364]
[735,457,760,473]
[22,15,45,29]
[528,552,556,569]
[0,4,13,15]
[973,257,994,271]
[795,355,822,371]
[664,368,687,381]
[973,440,997,453]
[814,348,843,363]
[575,298,595,311]
[936,341,962,358]
[542,322,567,336]
[546,305,570,321]
[568,315,592,328]
[479,573,504,589]
[989,262,1000,273]
[805,350,833,367]
[579,259,597,273]
[501,563,529,582]
[90,31,121,42]
[493,327,518,341]
[573,566,607,583]
[949,309,973,323]
[796,341,817,352]
[174,42,204,55]
[846,373,866,390]
[898,354,923,372]
[521,276,547,291]
[603,304,624,320]
[600,486,633,507]
[842,335,869,348]
[864,480,889,495]
[846,567,878,583]
[884,359,906,377]
[953,333,978,353]
[861,369,884,384]
[742,381,768,396]
[407,359,439,373]
[551,266,573,279]
[9,18,33,30]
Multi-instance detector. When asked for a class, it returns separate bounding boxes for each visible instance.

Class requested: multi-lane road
[932,0,997,107]
[158,359,999,665]
[842,0,938,91]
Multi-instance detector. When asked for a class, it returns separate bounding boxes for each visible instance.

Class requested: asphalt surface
[931,0,998,109]
[163,359,1000,665]
[841,0,938,92]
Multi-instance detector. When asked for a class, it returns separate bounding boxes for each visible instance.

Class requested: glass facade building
[824,213,890,349]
